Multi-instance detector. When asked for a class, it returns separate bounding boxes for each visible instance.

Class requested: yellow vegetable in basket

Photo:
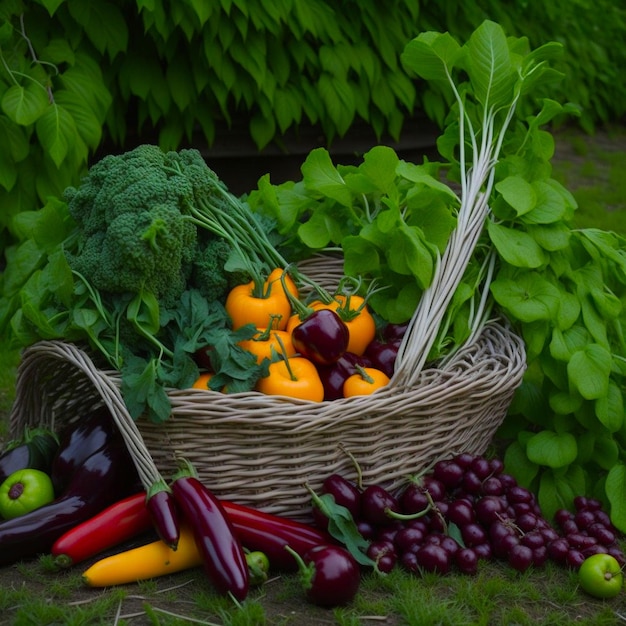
[255,357,324,402]
[343,366,390,397]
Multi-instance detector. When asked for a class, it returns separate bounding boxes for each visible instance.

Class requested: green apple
[0,468,55,519]
[578,553,624,599]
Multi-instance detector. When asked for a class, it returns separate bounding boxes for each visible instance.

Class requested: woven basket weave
[8,339,526,522]
[8,256,526,522]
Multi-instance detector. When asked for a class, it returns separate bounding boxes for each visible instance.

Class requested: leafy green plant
[0,1,111,255]
[249,21,626,531]
[402,23,626,530]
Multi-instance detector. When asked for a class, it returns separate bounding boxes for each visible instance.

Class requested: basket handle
[10,340,165,492]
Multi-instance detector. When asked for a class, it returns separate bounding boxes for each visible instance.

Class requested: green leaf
[521,181,568,225]
[386,224,434,288]
[358,146,399,196]
[487,222,547,268]
[401,31,461,82]
[297,210,337,249]
[342,236,382,277]
[35,103,78,167]
[548,390,582,416]
[301,148,352,207]
[0,113,30,161]
[1,83,49,126]
[397,161,459,202]
[606,464,626,533]
[567,344,612,400]
[53,90,103,149]
[538,465,585,521]
[59,53,112,121]
[67,0,129,60]
[39,0,65,15]
[249,112,275,150]
[595,381,623,433]
[490,271,560,322]
[495,175,536,216]
[549,325,590,362]
[526,430,577,469]
[307,489,374,567]
[592,436,619,471]
[527,222,571,252]
[317,73,355,136]
[503,440,539,488]
[464,20,514,109]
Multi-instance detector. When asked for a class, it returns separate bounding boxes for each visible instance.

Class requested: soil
[0,122,625,625]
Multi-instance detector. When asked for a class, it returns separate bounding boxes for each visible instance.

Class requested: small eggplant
[286,544,361,607]
[292,309,349,366]
[0,428,59,484]
[0,435,137,566]
[317,352,372,401]
[51,406,118,493]
[364,339,400,378]
[146,479,180,550]
[170,461,249,600]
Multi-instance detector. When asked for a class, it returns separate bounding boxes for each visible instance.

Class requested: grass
[552,123,626,234]
[0,124,625,624]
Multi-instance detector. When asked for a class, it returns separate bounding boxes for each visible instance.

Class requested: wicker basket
[8,251,526,523]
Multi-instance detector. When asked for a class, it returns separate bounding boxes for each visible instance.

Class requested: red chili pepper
[222,500,333,571]
[52,490,333,572]
[170,461,249,601]
[51,492,150,568]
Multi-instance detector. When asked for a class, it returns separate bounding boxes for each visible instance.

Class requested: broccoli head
[67,200,198,306]
[63,145,230,306]
[191,238,233,303]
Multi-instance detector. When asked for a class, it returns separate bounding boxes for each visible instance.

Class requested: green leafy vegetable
[0,145,281,421]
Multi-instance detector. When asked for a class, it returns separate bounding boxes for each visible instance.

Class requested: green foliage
[0,145,278,422]
[1,0,624,271]
[400,21,626,531]
[249,20,626,532]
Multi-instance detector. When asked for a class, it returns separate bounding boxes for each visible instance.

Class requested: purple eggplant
[170,461,249,600]
[317,352,372,401]
[51,406,118,493]
[364,339,400,378]
[382,322,409,343]
[286,544,361,607]
[0,428,59,484]
[292,309,349,366]
[0,436,137,566]
[146,479,180,550]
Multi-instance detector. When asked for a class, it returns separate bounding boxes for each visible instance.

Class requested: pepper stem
[355,364,375,384]
[273,333,298,381]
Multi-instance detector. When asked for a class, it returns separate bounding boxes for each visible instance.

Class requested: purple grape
[470,457,492,480]
[481,477,504,496]
[565,549,586,569]
[474,496,506,526]
[415,543,451,574]
[461,523,488,547]
[360,484,400,526]
[433,460,464,489]
[462,471,483,495]
[455,548,478,575]
[399,484,430,515]
[508,544,533,572]
[453,453,476,468]
[447,499,476,526]
[547,537,569,563]
[394,526,425,554]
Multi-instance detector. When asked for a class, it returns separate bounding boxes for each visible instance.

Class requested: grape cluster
[314,453,624,576]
